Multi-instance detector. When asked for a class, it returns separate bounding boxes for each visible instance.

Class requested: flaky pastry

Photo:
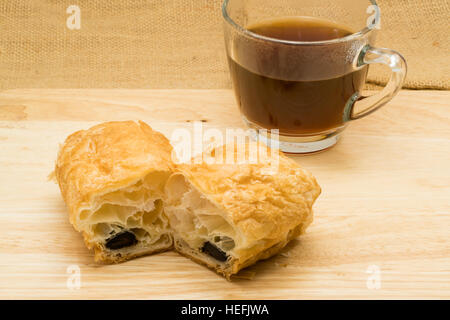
[54,121,174,263]
[164,143,321,278]
[54,122,321,278]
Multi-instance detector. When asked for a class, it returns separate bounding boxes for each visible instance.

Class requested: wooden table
[0,89,449,299]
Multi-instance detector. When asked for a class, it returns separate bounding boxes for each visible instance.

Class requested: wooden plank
[0,89,449,299]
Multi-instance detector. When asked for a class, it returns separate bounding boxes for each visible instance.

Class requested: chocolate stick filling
[201,241,228,262]
[105,231,138,250]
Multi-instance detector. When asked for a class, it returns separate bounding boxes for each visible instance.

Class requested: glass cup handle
[347,45,407,120]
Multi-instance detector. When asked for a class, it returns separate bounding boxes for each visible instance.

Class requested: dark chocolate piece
[201,241,228,262]
[105,231,138,250]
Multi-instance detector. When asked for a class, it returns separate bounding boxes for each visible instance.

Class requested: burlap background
[0,0,448,89]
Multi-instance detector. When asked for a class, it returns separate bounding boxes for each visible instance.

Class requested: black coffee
[228,17,368,135]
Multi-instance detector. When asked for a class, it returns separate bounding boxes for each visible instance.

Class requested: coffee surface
[229,17,368,135]
[247,16,353,42]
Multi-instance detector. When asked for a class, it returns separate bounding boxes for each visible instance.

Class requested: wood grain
[0,89,449,299]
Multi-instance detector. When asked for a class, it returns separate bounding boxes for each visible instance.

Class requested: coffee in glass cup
[223,0,407,153]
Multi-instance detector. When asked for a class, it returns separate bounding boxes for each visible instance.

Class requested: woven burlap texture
[0,0,448,89]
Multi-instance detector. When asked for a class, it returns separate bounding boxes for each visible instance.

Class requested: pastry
[54,121,174,263]
[164,143,321,278]
[54,121,321,277]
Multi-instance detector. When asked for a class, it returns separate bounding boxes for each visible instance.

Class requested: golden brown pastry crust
[55,122,321,276]
[55,121,174,263]
[165,143,321,278]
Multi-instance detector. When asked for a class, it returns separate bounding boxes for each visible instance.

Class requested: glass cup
[222,0,407,153]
